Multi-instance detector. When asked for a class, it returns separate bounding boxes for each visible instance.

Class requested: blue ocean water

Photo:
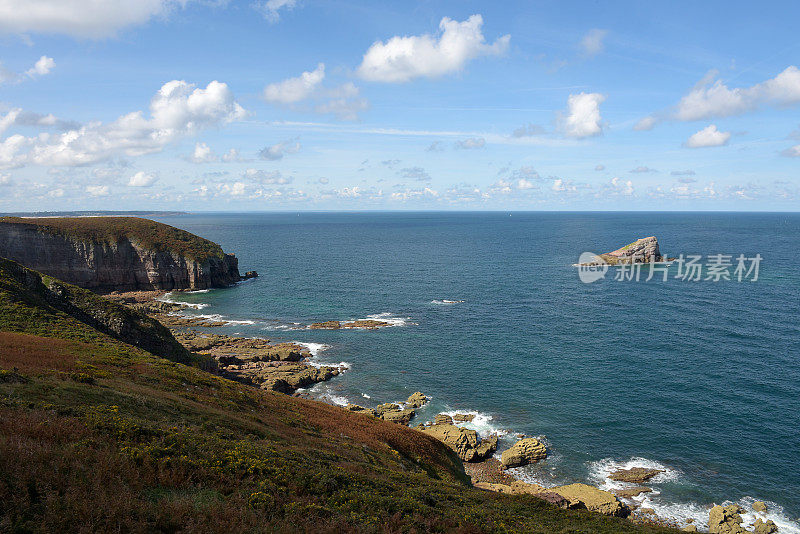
[153,212,800,531]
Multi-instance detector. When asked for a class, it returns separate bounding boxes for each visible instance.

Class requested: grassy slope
[0,267,675,533]
[0,216,225,262]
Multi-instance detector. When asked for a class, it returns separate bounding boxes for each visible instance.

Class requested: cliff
[601,236,663,265]
[0,216,242,291]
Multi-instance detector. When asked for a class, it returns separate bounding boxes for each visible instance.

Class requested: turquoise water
[154,212,800,531]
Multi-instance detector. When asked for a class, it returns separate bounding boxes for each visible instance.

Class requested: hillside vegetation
[0,217,225,262]
[0,260,675,533]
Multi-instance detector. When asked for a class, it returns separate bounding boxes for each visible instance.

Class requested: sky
[1,0,799,212]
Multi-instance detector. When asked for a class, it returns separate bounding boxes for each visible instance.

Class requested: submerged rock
[500,437,547,468]
[615,487,652,499]
[309,319,392,330]
[608,467,664,484]
[708,504,746,534]
[548,483,629,517]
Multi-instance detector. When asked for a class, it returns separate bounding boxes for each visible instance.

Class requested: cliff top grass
[0,216,226,262]
[0,264,675,533]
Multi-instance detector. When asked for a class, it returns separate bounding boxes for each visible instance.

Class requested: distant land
[0,210,187,217]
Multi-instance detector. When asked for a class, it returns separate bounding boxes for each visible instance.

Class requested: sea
[151,211,800,532]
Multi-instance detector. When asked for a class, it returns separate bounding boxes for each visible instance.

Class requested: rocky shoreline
[110,289,784,534]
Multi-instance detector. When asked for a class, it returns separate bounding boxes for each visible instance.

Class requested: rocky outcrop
[753,518,778,534]
[0,217,244,291]
[753,501,768,513]
[548,484,629,517]
[500,437,547,468]
[608,467,664,484]
[418,421,497,462]
[615,487,652,499]
[602,236,663,264]
[708,504,746,534]
[406,391,428,408]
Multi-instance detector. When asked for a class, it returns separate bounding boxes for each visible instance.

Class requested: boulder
[406,391,428,408]
[381,408,415,425]
[434,414,454,425]
[474,434,498,459]
[708,504,746,534]
[453,413,475,422]
[500,437,547,468]
[608,467,664,484]
[243,270,258,279]
[549,483,629,517]
[419,424,495,462]
[753,501,768,513]
[753,518,778,534]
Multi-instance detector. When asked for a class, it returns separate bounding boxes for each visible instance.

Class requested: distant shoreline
[0,211,187,218]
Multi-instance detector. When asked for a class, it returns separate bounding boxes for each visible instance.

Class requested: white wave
[363,312,414,327]
[362,393,371,399]
[437,409,509,438]
[431,299,465,305]
[736,497,800,534]
[308,383,350,407]
[292,341,330,357]
[193,313,255,326]
[588,457,680,493]
[156,292,210,309]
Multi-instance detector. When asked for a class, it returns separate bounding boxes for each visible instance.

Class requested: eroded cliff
[0,217,242,291]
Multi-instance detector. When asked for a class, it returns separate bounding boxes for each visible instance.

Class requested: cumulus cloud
[594,164,605,171]
[259,139,300,161]
[357,15,510,83]
[127,171,157,187]
[426,141,445,152]
[684,124,730,148]
[607,177,634,196]
[455,136,485,149]
[190,141,217,163]
[25,55,55,77]
[0,0,185,38]
[0,80,246,168]
[221,148,241,162]
[254,0,297,23]
[264,63,325,104]
[512,123,546,137]
[671,169,696,176]
[263,64,368,120]
[560,92,605,138]
[517,178,536,190]
[580,29,607,57]
[633,115,657,131]
[86,184,109,196]
[0,173,11,185]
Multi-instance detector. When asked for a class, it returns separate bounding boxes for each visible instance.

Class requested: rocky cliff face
[604,236,662,264]
[0,220,241,291]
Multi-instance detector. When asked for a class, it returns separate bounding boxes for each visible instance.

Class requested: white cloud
[580,29,607,57]
[630,166,657,173]
[221,148,241,162]
[190,141,217,163]
[263,65,368,120]
[48,187,64,197]
[676,66,800,121]
[0,109,20,135]
[357,14,510,83]
[684,124,730,148]
[560,92,605,138]
[781,144,800,157]
[259,139,300,161]
[517,178,536,190]
[0,173,11,185]
[0,80,246,168]
[0,0,185,39]
[455,136,485,149]
[254,0,297,23]
[25,55,55,77]
[609,176,634,195]
[86,184,109,196]
[594,164,605,171]
[127,171,157,187]
[633,115,657,131]
[399,166,431,181]
[512,123,546,137]
[264,63,325,104]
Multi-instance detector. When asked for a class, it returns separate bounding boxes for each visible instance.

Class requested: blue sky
[1,0,799,211]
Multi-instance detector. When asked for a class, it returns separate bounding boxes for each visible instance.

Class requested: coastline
[110,288,799,534]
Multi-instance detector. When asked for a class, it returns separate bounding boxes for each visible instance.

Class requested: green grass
[0,263,677,533]
[0,216,226,262]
